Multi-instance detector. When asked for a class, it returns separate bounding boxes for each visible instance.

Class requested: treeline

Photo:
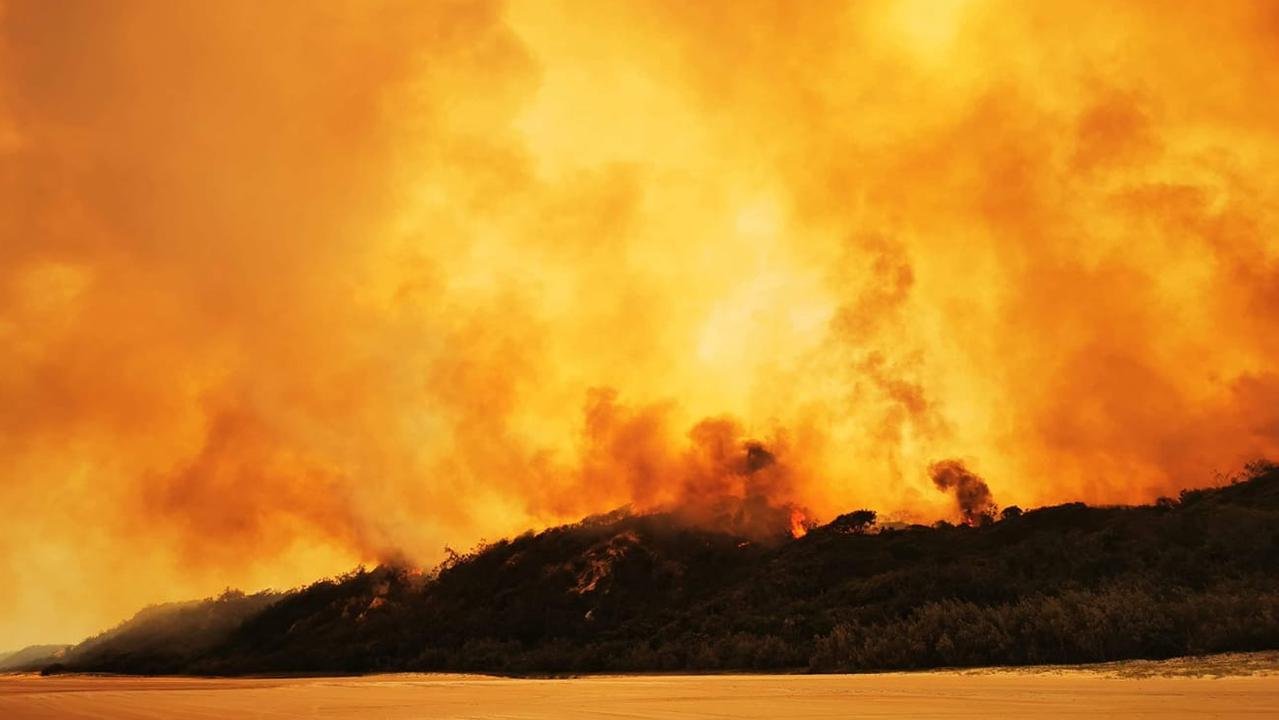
[49,463,1279,675]
[810,583,1279,670]
[45,589,280,675]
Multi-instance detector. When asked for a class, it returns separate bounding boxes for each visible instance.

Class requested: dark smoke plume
[929,459,997,526]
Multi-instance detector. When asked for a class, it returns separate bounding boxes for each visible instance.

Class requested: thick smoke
[929,460,997,527]
[576,389,805,540]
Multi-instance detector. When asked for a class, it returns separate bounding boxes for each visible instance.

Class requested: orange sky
[2,0,1278,648]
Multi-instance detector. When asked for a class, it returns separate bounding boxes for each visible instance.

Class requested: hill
[48,463,1279,675]
[0,645,71,672]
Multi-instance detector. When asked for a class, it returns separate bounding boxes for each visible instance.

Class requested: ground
[2,652,1277,719]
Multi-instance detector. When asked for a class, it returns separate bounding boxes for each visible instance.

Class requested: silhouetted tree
[829,509,877,534]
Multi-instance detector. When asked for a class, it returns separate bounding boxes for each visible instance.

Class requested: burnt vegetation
[45,463,1279,675]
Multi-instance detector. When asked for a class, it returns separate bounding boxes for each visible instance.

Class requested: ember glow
[789,509,811,540]
[2,1,1278,648]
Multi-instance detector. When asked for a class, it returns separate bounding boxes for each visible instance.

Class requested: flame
[3,0,1279,647]
[789,508,810,540]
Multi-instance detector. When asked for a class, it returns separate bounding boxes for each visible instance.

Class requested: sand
[3,654,1278,719]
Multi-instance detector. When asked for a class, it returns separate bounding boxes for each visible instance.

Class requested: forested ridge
[43,464,1279,675]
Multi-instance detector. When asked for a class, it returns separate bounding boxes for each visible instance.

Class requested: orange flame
[789,508,810,539]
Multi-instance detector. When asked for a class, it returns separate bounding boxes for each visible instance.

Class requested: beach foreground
[3,654,1278,719]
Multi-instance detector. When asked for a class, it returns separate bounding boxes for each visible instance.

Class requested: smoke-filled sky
[3,0,1278,648]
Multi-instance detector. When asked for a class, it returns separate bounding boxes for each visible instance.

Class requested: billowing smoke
[576,389,805,540]
[929,460,997,526]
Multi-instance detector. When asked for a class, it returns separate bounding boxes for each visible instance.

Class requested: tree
[829,509,877,534]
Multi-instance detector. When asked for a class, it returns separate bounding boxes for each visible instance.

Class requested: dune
[3,653,1278,719]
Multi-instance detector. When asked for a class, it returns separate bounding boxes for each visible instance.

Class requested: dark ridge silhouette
[46,590,280,675]
[46,462,1279,675]
[0,644,71,672]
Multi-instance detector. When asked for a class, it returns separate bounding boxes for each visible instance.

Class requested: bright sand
[3,655,1278,719]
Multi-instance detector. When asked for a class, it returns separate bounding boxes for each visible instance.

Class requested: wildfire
[3,0,1279,649]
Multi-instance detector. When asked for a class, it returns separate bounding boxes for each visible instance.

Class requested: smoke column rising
[2,0,1279,647]
[929,459,997,526]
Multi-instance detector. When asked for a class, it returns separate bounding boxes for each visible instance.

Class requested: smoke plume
[929,460,997,526]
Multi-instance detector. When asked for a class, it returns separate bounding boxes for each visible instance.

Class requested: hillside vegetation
[48,463,1279,675]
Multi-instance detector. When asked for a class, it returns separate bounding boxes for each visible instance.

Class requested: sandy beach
[3,654,1278,719]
